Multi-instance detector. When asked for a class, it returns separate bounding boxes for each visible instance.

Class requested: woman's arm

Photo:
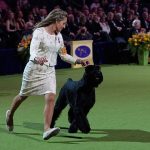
[30,28,48,65]
[59,47,88,66]
[6,20,16,32]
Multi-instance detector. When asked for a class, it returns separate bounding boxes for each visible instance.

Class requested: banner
[71,40,93,68]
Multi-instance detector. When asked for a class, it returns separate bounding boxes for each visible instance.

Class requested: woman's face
[56,17,67,32]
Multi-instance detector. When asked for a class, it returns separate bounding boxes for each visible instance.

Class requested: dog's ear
[95,65,100,71]
[85,65,100,73]
[85,65,95,73]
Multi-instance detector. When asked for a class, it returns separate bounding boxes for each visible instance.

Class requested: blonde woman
[6,8,87,140]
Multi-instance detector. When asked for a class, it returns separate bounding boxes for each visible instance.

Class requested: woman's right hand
[75,59,90,67]
[34,57,48,65]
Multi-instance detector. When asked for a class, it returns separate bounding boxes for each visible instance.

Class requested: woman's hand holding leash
[75,59,90,67]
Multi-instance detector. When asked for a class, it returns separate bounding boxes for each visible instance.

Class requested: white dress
[19,27,76,96]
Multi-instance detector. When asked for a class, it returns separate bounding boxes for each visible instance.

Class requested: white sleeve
[59,53,76,64]
[29,28,43,60]
[58,34,76,64]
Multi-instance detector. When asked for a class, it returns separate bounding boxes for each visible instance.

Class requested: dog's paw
[68,124,78,133]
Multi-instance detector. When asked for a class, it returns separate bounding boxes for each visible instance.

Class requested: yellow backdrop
[71,40,93,68]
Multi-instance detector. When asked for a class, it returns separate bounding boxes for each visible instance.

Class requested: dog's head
[84,65,103,87]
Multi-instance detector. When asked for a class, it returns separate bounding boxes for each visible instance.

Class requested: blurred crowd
[0,0,149,63]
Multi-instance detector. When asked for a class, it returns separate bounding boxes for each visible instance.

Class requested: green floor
[1,65,150,150]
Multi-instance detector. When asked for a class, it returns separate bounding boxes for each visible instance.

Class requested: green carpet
[1,65,150,150]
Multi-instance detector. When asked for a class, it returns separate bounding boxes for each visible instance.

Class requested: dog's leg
[68,108,78,133]
[73,107,91,133]
[79,93,95,133]
[50,89,68,128]
[68,107,74,123]
[84,92,95,116]
[68,119,78,133]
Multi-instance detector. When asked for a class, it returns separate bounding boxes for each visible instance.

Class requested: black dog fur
[51,65,103,133]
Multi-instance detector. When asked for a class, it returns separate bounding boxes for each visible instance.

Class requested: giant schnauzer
[51,65,103,133]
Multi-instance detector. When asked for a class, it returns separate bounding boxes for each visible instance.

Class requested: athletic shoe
[43,127,60,140]
[6,110,13,131]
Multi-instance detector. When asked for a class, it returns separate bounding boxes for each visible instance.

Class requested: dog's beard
[88,74,103,87]
[93,81,101,87]
[89,79,101,87]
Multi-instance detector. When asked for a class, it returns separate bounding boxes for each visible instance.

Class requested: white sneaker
[6,110,14,131]
[43,127,60,140]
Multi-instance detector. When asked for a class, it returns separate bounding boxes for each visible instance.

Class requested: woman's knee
[45,93,55,104]
[17,95,28,101]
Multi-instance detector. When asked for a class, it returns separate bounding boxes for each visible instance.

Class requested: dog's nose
[96,77,100,80]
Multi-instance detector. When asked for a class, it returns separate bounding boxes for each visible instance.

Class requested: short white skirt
[19,61,56,96]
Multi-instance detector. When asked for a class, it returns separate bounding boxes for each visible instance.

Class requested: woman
[16,10,26,30]
[5,10,20,47]
[6,8,87,140]
[6,10,17,32]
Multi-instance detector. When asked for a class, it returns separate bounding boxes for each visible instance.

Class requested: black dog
[51,65,103,133]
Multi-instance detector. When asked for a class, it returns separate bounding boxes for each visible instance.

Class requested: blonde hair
[34,8,67,30]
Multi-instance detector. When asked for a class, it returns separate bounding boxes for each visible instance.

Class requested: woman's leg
[43,93,60,140]
[44,93,55,131]
[6,95,28,131]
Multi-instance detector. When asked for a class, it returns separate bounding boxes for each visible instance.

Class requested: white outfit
[19,27,76,96]
[99,22,111,34]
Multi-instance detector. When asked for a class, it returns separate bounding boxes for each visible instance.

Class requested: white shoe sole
[43,128,60,140]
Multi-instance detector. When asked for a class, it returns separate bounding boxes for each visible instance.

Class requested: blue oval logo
[75,46,91,58]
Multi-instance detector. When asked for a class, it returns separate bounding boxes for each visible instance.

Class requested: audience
[0,0,149,64]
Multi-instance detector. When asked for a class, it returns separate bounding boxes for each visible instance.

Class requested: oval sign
[75,45,90,58]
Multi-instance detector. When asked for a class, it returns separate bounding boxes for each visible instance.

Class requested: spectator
[5,10,20,47]
[66,6,73,15]
[75,26,93,40]
[127,19,144,64]
[67,14,78,40]
[90,0,100,10]
[124,13,134,29]
[140,11,149,32]
[99,15,112,41]
[97,7,105,18]
[31,6,41,23]
[25,13,35,31]
[6,10,18,32]
[99,15,110,34]
[90,14,102,41]
[16,10,26,30]
[39,7,48,21]
[127,19,145,38]
[0,0,8,11]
